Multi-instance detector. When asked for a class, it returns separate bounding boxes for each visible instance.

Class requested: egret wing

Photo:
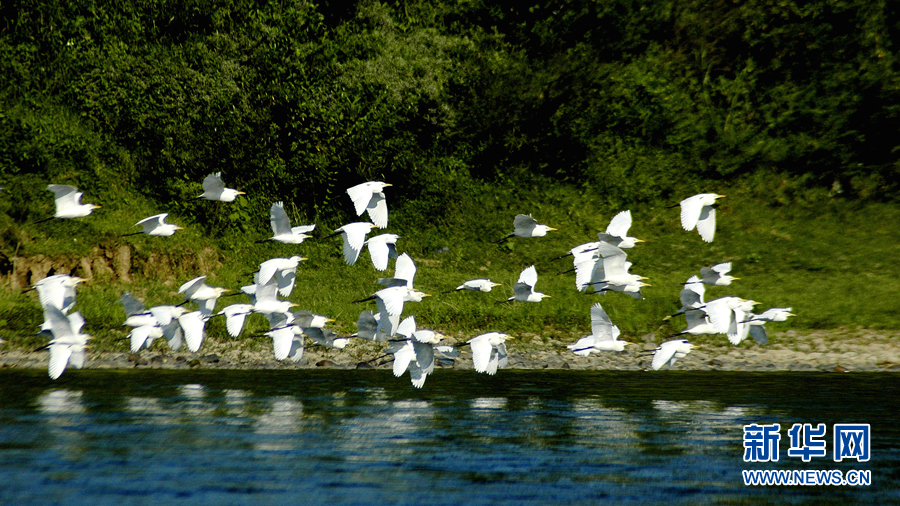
[696,206,716,243]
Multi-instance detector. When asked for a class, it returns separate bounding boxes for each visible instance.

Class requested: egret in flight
[125,213,182,237]
[567,302,630,355]
[43,184,100,220]
[468,331,512,375]
[507,265,549,302]
[346,181,391,228]
[651,339,694,370]
[199,173,244,201]
[443,279,501,293]
[598,210,643,249]
[671,193,724,243]
[323,222,377,265]
[41,306,91,380]
[496,214,556,243]
[685,262,739,286]
[263,201,314,244]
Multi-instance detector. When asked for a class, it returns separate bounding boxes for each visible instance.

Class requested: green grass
[1,177,899,355]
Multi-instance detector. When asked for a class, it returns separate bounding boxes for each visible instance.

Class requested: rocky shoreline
[2,327,898,375]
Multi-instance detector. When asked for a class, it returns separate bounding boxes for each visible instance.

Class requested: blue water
[0,370,898,505]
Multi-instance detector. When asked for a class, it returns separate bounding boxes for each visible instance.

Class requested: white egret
[198,173,244,201]
[256,256,306,297]
[304,327,349,349]
[443,279,501,293]
[674,308,720,337]
[496,214,556,243]
[354,310,393,342]
[323,222,377,265]
[468,332,512,375]
[741,308,795,345]
[567,302,630,355]
[178,276,230,316]
[365,233,400,271]
[32,274,84,314]
[598,210,644,249]
[651,339,694,370]
[263,201,314,244]
[178,311,207,352]
[666,275,706,319]
[672,193,724,243]
[146,305,191,351]
[686,262,739,286]
[292,310,335,329]
[346,181,391,228]
[45,184,101,219]
[125,213,182,237]
[508,265,549,302]
[119,293,163,351]
[377,252,417,290]
[587,242,649,298]
[42,307,91,379]
[218,303,254,337]
[251,275,298,316]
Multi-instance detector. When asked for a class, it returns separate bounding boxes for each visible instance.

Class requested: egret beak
[236,191,247,195]
[91,205,102,209]
[325,318,336,323]
[383,183,393,187]
[715,194,726,199]
[731,277,740,280]
[547,227,558,231]
[174,226,184,230]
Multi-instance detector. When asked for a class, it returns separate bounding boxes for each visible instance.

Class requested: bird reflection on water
[0,370,896,505]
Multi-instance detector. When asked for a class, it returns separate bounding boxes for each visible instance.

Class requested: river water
[0,370,897,505]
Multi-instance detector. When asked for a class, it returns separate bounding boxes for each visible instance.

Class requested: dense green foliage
[3,0,898,224]
[1,0,899,351]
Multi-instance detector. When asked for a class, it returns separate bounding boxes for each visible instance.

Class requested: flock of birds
[17,174,794,386]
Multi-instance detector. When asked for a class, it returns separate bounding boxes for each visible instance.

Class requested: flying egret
[671,193,724,243]
[346,181,391,228]
[468,332,512,375]
[496,214,556,243]
[198,173,244,201]
[304,327,349,349]
[323,222,377,265]
[651,339,694,370]
[684,262,739,286]
[217,303,255,337]
[354,310,393,342]
[178,311,207,352]
[365,233,400,271]
[741,308,795,345]
[256,256,306,297]
[262,201,314,244]
[124,213,182,237]
[507,265,549,302]
[251,275,299,316]
[292,310,335,329]
[567,302,630,355]
[44,184,101,220]
[587,242,648,298]
[178,276,230,316]
[598,210,644,249]
[119,293,164,352]
[443,279,501,293]
[665,275,706,320]
[377,252,417,290]
[672,308,720,338]
[42,307,91,379]
[32,274,84,314]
